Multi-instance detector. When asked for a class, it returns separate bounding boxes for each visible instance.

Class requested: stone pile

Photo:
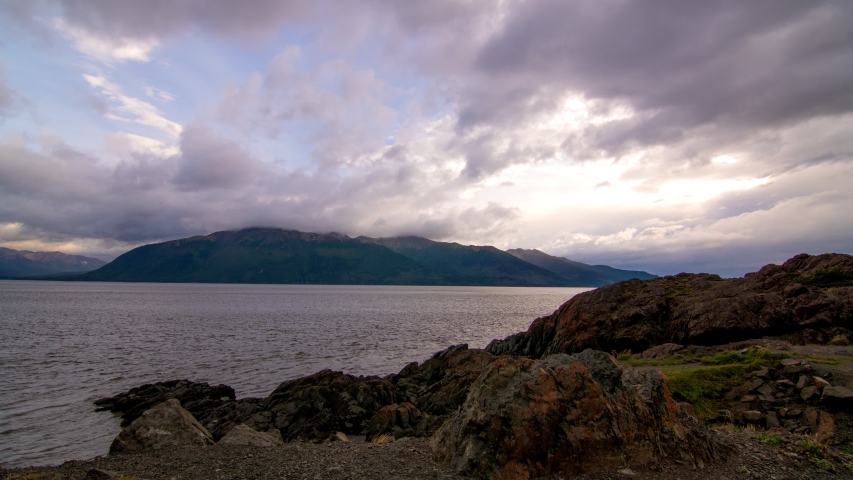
[707,357,852,441]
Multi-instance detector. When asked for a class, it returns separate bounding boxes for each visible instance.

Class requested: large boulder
[217,423,284,447]
[487,253,853,357]
[94,379,235,427]
[110,399,214,453]
[431,350,721,479]
[259,369,398,441]
[392,344,495,416]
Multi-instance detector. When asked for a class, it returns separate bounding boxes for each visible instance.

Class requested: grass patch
[800,437,835,471]
[793,353,853,365]
[663,364,753,418]
[662,348,781,418]
[625,353,702,366]
[756,434,783,447]
[799,269,853,288]
[828,335,851,346]
[616,350,633,362]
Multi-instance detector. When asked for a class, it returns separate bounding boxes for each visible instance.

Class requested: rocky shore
[3,253,852,479]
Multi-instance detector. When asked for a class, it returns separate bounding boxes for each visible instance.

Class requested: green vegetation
[664,364,754,418]
[505,248,657,287]
[799,268,853,287]
[661,348,781,418]
[800,437,835,471]
[756,434,783,447]
[827,334,851,346]
[793,353,853,365]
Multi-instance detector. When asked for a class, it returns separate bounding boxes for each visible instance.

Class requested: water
[0,280,587,468]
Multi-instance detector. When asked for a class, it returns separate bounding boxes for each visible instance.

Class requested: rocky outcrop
[94,379,235,427]
[217,424,284,447]
[110,399,214,453]
[487,253,853,357]
[365,402,439,440]
[431,350,722,479]
[392,344,495,416]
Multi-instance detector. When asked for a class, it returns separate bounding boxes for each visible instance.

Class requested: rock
[217,423,283,447]
[748,380,765,393]
[110,399,214,453]
[786,409,802,417]
[804,409,835,444]
[86,468,119,480]
[742,411,763,422]
[708,409,733,423]
[740,395,757,403]
[754,367,770,378]
[94,380,236,427]
[821,386,853,405]
[331,431,349,442]
[775,379,794,389]
[365,402,439,440]
[678,402,700,422]
[784,365,806,375]
[766,412,780,428]
[801,386,818,402]
[485,253,853,356]
[431,350,723,479]
[392,344,495,416]
[796,375,810,391]
[813,377,831,389]
[780,358,801,367]
[263,369,398,441]
[638,343,685,359]
[756,384,773,397]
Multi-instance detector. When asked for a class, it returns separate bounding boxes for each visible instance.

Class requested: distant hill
[79,228,447,285]
[0,247,106,278]
[356,236,569,287]
[506,248,656,287]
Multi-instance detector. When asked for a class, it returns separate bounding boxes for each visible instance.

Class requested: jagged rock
[756,384,773,397]
[110,399,214,453]
[775,379,794,389]
[813,377,831,389]
[431,350,722,479]
[262,369,397,441]
[366,402,439,440]
[780,358,801,367]
[784,364,806,375]
[637,343,685,359]
[821,386,853,405]
[94,379,235,427]
[486,253,853,357]
[217,423,283,447]
[801,386,820,402]
[392,344,495,416]
[742,411,763,422]
[766,412,781,428]
[741,395,757,403]
[796,375,810,390]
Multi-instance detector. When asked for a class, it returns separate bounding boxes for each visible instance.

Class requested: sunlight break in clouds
[0,0,852,276]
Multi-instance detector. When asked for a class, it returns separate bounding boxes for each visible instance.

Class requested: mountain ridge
[0,247,106,278]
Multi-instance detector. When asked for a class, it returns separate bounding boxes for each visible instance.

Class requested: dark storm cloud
[173,126,263,191]
[472,0,853,153]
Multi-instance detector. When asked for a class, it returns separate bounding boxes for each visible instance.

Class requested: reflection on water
[0,280,587,468]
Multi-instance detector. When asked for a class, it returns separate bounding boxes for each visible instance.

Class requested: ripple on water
[0,281,587,468]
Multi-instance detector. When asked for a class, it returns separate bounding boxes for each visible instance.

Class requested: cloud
[83,74,182,138]
[173,125,263,191]
[0,64,23,121]
[52,18,159,62]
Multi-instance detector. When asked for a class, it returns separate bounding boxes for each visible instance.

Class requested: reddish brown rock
[804,408,835,444]
[365,402,440,440]
[431,350,722,479]
[487,253,853,357]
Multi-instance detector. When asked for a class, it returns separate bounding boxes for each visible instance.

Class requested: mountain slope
[506,248,656,287]
[356,236,569,287]
[80,228,448,285]
[0,247,106,278]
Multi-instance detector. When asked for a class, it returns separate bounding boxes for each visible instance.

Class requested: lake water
[0,280,588,468]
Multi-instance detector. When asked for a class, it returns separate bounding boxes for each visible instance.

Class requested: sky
[0,1,852,277]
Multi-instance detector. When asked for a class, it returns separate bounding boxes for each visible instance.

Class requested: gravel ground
[4,429,852,480]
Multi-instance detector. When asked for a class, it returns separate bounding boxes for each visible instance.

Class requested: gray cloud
[173,125,263,191]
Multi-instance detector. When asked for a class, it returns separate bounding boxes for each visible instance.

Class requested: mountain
[0,247,106,278]
[355,236,569,287]
[506,248,656,287]
[79,228,447,285]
